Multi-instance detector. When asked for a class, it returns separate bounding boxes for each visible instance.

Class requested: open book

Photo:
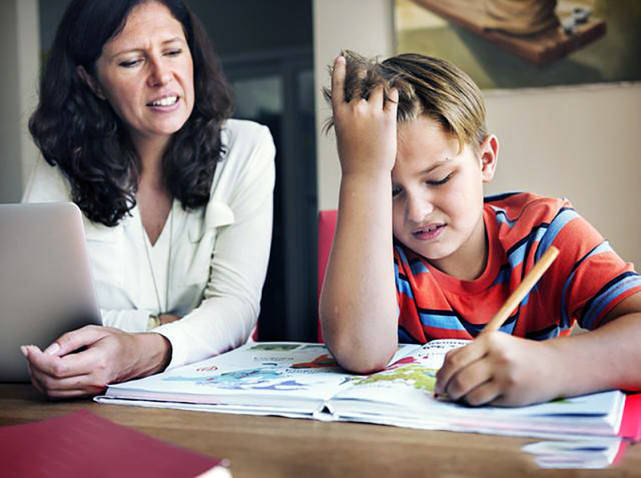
[97,340,637,440]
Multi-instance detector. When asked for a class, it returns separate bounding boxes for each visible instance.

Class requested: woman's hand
[21,325,171,399]
[330,55,399,177]
[434,332,563,406]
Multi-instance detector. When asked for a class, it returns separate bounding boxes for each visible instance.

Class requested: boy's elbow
[323,324,397,374]
[335,350,393,375]
[320,295,398,374]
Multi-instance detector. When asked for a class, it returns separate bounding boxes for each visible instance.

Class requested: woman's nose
[148,59,171,86]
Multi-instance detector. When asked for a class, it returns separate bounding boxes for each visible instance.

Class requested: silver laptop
[0,202,101,382]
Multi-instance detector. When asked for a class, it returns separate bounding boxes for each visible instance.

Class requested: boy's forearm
[320,172,398,373]
[545,313,641,397]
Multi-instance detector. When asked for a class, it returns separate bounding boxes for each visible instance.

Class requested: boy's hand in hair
[331,55,399,177]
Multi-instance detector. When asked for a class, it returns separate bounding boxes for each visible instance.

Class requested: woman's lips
[412,224,445,240]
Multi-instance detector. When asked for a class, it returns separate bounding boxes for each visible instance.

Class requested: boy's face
[392,116,497,279]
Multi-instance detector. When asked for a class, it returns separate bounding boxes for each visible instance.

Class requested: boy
[320,51,641,406]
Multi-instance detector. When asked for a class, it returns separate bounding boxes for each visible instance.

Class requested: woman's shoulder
[22,159,71,203]
[221,119,275,155]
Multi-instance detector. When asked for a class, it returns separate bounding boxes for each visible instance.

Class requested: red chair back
[252,210,337,343]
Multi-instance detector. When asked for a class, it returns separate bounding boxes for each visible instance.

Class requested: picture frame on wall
[394,0,641,90]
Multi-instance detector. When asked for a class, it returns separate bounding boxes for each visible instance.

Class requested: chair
[251,210,337,343]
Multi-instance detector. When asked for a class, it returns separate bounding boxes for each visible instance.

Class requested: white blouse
[23,119,275,370]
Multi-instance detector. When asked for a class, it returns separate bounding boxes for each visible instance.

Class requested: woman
[21,0,275,398]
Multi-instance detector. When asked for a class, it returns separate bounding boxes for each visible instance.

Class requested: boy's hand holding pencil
[434,247,562,407]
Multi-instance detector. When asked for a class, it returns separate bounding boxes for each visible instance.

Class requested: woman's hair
[29,0,233,226]
[324,51,487,153]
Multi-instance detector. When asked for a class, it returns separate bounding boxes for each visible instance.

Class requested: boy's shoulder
[484,192,582,251]
[484,191,572,225]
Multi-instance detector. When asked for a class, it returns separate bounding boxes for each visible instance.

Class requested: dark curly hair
[29,0,233,226]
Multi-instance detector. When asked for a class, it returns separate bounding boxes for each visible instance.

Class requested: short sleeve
[548,211,641,330]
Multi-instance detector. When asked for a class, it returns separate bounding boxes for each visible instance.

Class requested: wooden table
[1,384,639,477]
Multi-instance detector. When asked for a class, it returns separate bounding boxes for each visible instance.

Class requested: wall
[313,0,641,267]
[0,0,40,202]
[313,0,395,211]
[485,83,641,267]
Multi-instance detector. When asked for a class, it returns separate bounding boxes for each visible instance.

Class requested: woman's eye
[165,49,182,57]
[119,59,142,68]
[427,173,452,186]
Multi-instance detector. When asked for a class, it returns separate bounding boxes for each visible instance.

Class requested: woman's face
[92,1,194,147]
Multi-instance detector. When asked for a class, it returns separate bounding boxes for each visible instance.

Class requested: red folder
[0,410,229,478]
[620,393,641,441]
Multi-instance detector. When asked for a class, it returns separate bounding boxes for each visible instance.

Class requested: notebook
[0,202,101,382]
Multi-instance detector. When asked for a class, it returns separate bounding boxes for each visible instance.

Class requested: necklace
[141,204,173,314]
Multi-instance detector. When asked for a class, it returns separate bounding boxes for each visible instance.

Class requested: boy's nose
[406,195,433,223]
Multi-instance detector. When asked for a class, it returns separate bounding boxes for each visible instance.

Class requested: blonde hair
[324,51,487,152]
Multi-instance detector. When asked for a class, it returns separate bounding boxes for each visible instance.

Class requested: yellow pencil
[483,245,560,334]
[435,246,560,400]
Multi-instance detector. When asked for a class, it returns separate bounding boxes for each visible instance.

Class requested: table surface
[1,384,639,478]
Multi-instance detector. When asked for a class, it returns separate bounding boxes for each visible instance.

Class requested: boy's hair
[324,51,487,152]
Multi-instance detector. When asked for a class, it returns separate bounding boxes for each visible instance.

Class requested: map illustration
[355,363,438,393]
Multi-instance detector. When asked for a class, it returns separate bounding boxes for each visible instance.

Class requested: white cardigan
[23,119,275,369]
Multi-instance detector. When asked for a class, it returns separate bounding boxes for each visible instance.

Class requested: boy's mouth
[412,223,445,240]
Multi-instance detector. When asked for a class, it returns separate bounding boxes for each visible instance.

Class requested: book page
[331,339,468,409]
[106,342,360,407]
[329,339,625,436]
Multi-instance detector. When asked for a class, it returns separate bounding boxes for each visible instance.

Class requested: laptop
[0,202,102,382]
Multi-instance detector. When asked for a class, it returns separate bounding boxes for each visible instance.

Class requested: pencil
[434,246,560,401]
[482,245,560,334]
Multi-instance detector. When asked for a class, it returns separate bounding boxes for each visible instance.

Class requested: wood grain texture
[1,384,638,477]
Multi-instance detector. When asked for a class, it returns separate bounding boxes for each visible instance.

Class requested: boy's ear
[479,134,499,183]
[76,66,106,100]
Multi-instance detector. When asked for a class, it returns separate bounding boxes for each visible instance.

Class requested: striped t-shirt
[394,192,641,343]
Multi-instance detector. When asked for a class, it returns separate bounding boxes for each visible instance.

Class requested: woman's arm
[319,56,399,373]
[22,124,274,394]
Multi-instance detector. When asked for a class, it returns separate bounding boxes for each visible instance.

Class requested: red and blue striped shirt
[394,192,641,343]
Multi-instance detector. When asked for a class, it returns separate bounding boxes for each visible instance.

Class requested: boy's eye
[391,186,402,197]
[427,173,452,186]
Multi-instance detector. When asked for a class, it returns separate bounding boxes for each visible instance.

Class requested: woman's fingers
[26,362,46,395]
[25,345,109,398]
[45,325,111,357]
[25,341,106,379]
